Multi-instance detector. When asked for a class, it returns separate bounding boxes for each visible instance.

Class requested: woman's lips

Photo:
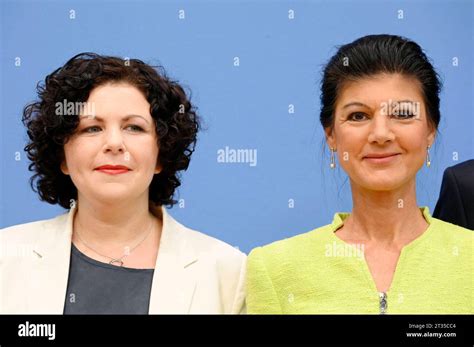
[363,153,401,164]
[95,166,131,175]
[96,168,130,175]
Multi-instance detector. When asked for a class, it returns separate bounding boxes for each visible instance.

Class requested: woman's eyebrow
[392,99,416,105]
[79,114,150,124]
[342,102,371,110]
[342,100,417,110]
[123,114,150,124]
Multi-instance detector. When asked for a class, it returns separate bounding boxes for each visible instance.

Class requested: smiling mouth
[95,165,131,175]
[95,168,130,175]
[363,154,401,164]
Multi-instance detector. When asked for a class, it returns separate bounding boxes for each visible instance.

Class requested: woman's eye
[80,125,144,134]
[126,125,144,132]
[392,112,416,119]
[83,126,101,133]
[348,112,368,121]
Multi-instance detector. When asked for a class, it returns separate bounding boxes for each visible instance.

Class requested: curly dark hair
[22,52,200,209]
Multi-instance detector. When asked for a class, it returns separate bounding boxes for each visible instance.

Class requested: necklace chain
[74,219,154,267]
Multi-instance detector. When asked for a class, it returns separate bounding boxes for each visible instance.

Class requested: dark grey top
[63,243,154,314]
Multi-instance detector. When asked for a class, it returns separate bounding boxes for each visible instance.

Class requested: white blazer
[0,204,246,314]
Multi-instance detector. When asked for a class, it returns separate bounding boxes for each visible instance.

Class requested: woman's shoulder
[182,226,245,260]
[248,223,335,263]
[430,217,473,244]
[165,213,246,262]
[166,217,247,294]
[0,212,69,243]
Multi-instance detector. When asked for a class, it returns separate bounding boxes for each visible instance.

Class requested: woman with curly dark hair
[0,53,246,314]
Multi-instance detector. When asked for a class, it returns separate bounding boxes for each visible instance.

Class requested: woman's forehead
[336,74,424,109]
[81,83,151,119]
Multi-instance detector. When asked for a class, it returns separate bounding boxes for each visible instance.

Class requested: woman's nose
[103,128,126,153]
[367,113,395,144]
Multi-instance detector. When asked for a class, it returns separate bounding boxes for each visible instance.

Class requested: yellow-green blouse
[246,207,473,314]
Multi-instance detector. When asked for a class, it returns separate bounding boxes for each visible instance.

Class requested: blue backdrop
[1,0,473,253]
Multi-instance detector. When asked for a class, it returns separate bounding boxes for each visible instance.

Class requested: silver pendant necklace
[74,219,154,267]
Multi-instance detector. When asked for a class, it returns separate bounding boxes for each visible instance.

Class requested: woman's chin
[356,175,408,192]
[86,189,136,204]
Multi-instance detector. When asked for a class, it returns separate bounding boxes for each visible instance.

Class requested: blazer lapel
[148,207,198,314]
[26,206,75,314]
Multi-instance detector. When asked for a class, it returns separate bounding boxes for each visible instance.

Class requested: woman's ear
[155,162,162,174]
[427,126,436,148]
[325,127,336,150]
[60,161,69,175]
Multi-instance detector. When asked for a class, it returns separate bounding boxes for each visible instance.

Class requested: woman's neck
[72,195,159,248]
[342,179,429,246]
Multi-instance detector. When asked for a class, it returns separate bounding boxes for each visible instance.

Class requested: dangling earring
[330,147,336,169]
[426,145,431,167]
